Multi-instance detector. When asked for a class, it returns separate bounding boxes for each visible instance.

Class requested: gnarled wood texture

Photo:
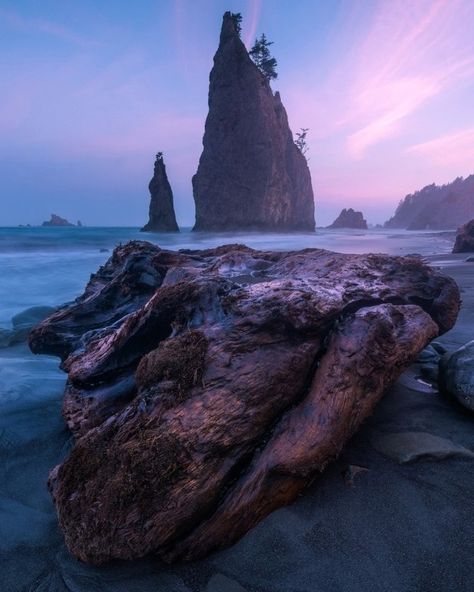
[29,242,460,564]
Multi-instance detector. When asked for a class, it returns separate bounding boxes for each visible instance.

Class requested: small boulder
[416,343,445,383]
[12,306,57,329]
[417,344,441,364]
[10,306,57,343]
[453,219,474,253]
[371,431,474,463]
[0,328,13,348]
[430,341,447,355]
[440,341,474,411]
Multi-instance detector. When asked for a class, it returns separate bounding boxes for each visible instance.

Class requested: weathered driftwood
[29,242,460,564]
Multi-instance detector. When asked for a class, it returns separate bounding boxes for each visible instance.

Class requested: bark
[29,242,460,564]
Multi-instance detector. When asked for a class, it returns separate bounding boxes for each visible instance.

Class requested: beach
[0,228,472,592]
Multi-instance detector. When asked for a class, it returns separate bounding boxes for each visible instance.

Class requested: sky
[1,0,473,227]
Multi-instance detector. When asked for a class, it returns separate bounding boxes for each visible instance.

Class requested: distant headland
[385,175,474,230]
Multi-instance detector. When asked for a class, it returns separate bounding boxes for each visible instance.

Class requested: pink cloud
[346,77,440,158]
[284,0,474,159]
[407,127,474,167]
[344,0,474,158]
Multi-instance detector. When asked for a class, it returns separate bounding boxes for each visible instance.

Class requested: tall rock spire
[192,11,315,231]
[141,153,179,232]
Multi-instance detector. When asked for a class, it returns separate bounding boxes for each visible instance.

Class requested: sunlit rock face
[141,154,179,232]
[29,241,460,565]
[192,12,315,231]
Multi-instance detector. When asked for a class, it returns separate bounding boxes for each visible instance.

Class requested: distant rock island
[42,214,76,227]
[385,175,474,230]
[141,153,179,232]
[192,12,315,231]
[327,208,367,229]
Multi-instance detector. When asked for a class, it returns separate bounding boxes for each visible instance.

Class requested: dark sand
[1,255,473,592]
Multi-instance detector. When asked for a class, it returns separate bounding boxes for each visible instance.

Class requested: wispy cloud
[346,78,440,158]
[407,127,474,167]
[344,0,474,158]
[243,0,263,49]
[0,7,100,47]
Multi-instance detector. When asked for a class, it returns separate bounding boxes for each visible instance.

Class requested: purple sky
[1,0,473,227]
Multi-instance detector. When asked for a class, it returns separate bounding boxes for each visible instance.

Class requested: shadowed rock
[192,12,314,231]
[453,219,474,253]
[0,306,57,348]
[370,431,474,463]
[29,241,460,564]
[327,208,367,229]
[42,214,75,227]
[141,153,179,232]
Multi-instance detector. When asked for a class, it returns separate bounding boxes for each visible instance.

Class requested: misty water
[0,226,456,590]
[0,226,455,328]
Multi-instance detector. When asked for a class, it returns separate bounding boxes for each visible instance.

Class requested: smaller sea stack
[328,208,367,229]
[141,153,179,232]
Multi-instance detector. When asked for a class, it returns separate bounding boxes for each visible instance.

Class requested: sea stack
[328,208,368,229]
[141,153,179,232]
[192,12,315,232]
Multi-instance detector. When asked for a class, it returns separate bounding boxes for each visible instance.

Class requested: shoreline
[0,238,472,591]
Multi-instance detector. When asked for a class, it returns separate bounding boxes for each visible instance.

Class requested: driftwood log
[29,242,460,564]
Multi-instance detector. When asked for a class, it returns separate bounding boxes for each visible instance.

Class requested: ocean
[0,226,458,590]
[0,226,455,330]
